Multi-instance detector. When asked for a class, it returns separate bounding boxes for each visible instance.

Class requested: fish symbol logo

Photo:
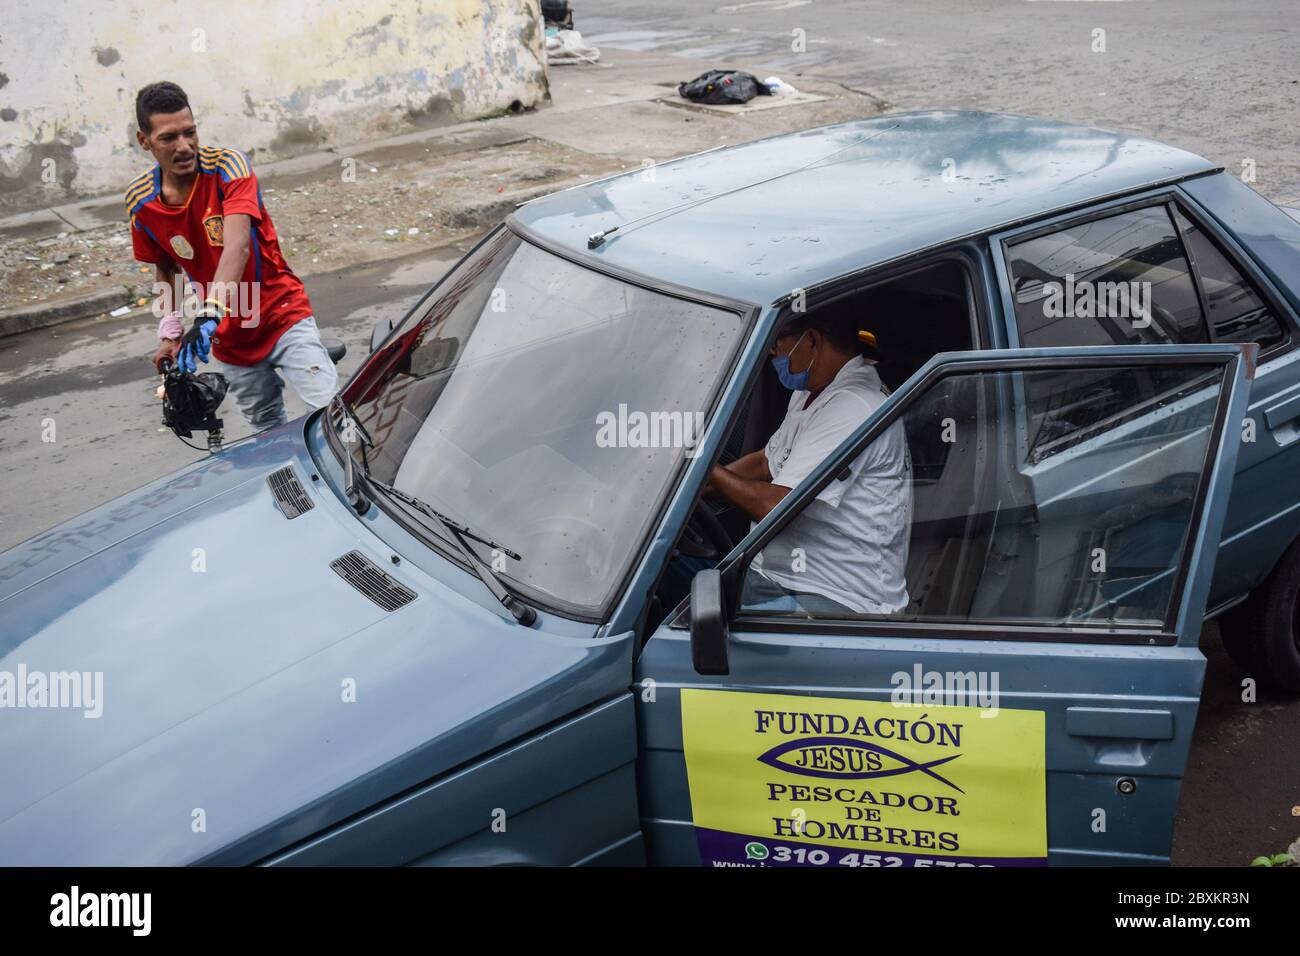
[757,736,964,792]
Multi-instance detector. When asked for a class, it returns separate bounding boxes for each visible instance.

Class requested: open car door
[636,345,1252,866]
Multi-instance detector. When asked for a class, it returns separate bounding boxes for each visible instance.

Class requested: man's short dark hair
[136,82,191,133]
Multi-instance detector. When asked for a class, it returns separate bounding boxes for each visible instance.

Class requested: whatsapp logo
[744,842,769,861]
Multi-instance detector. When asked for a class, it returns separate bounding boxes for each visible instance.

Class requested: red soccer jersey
[127,146,312,366]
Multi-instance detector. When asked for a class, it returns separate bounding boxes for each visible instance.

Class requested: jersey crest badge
[203,214,224,247]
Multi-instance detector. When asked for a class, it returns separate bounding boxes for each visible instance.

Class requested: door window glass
[740,361,1227,631]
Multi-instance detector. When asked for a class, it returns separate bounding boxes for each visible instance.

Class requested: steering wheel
[677,498,737,561]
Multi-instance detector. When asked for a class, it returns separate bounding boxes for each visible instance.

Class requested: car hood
[0,422,628,865]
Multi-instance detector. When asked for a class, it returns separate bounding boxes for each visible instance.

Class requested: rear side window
[1171,207,1286,349]
[1006,202,1287,353]
[1006,206,1216,461]
[1007,205,1207,347]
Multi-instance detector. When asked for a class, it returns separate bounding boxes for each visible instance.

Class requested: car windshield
[341,228,748,615]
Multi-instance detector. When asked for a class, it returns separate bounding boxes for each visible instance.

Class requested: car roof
[511,110,1219,307]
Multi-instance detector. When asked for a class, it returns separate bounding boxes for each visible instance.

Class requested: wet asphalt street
[2,0,1297,866]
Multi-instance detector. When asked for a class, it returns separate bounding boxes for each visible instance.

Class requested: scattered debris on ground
[546,29,601,65]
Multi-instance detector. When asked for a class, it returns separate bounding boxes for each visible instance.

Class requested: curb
[0,288,133,339]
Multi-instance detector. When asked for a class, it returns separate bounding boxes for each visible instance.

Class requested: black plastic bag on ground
[677,70,772,106]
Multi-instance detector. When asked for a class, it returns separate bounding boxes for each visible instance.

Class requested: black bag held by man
[678,70,772,106]
[159,360,228,452]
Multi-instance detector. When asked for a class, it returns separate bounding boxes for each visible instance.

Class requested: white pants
[215,316,339,432]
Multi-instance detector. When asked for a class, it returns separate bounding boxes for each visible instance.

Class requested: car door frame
[714,344,1249,645]
[635,344,1253,866]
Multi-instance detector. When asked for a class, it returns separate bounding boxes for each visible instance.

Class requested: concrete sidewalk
[0,47,885,338]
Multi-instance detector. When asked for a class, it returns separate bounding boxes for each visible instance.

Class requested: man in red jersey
[129,81,338,431]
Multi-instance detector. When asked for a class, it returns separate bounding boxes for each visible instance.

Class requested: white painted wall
[0,0,548,208]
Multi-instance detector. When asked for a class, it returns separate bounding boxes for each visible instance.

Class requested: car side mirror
[690,568,730,675]
[370,318,393,353]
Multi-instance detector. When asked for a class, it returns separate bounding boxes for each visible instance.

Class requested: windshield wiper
[329,395,374,515]
[365,476,537,627]
[326,396,536,626]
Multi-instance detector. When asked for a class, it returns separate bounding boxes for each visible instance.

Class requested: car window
[346,230,748,615]
[1007,205,1208,348]
[1003,203,1245,462]
[739,361,1228,631]
[1171,206,1286,349]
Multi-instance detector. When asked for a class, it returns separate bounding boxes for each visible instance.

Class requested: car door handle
[1263,392,1300,430]
[1065,707,1174,740]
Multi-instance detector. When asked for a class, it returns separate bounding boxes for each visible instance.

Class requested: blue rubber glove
[177,308,222,373]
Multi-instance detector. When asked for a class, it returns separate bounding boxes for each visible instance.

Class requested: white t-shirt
[753,356,912,614]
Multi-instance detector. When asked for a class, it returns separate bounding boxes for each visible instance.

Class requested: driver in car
[665,315,911,615]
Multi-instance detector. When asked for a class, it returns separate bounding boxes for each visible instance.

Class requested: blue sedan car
[2,111,1298,867]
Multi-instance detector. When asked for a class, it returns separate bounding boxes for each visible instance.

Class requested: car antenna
[586,124,899,250]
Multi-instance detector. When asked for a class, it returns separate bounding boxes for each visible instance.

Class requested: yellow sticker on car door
[681,688,1047,867]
